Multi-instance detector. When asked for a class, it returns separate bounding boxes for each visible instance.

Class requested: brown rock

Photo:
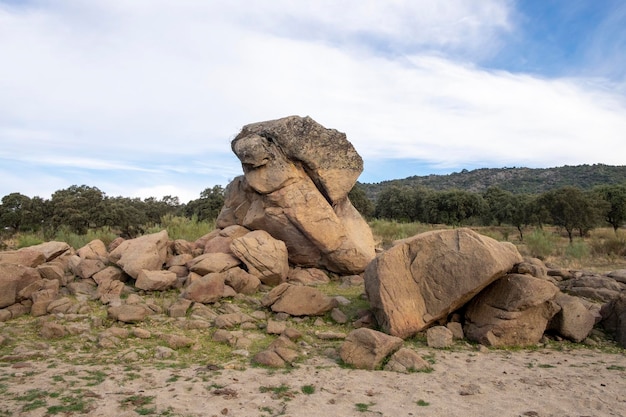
[214,312,255,329]
[339,328,403,370]
[426,326,454,348]
[135,269,177,291]
[288,267,330,286]
[181,273,225,304]
[384,348,431,373]
[0,249,45,267]
[92,265,126,285]
[36,263,66,284]
[108,304,149,323]
[160,334,194,349]
[108,230,169,279]
[77,239,108,260]
[548,293,595,342]
[187,253,241,275]
[253,350,285,368]
[223,268,261,295]
[74,258,107,280]
[464,274,560,347]
[97,279,125,304]
[24,241,71,261]
[365,228,523,338]
[0,264,41,308]
[168,298,193,318]
[40,321,67,339]
[600,294,626,348]
[263,283,337,316]
[230,230,289,286]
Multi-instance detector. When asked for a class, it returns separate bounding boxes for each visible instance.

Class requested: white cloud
[0,1,624,200]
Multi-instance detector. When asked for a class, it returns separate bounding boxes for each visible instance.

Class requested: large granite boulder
[0,264,41,308]
[464,274,560,346]
[108,230,169,279]
[365,228,522,338]
[216,116,375,274]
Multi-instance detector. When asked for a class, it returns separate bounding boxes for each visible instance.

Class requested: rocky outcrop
[364,228,523,338]
[464,274,560,347]
[216,116,375,274]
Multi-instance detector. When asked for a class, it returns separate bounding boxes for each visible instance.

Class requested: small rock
[331,308,348,324]
[427,326,454,348]
[155,346,175,359]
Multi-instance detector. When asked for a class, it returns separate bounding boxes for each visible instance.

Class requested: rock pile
[1,116,625,373]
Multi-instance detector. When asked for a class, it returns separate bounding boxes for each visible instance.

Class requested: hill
[359,164,626,200]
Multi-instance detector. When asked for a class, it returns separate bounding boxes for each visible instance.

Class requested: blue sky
[1,0,625,203]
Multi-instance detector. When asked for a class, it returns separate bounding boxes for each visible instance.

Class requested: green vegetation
[416,399,430,406]
[300,384,315,395]
[355,402,375,412]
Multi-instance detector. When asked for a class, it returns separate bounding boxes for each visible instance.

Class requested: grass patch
[259,383,297,401]
[416,399,430,406]
[355,402,375,412]
[301,384,315,395]
[606,365,625,371]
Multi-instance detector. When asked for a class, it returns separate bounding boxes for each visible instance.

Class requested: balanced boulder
[365,228,522,338]
[217,116,375,275]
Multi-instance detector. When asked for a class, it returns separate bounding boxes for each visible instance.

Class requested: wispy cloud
[0,1,624,201]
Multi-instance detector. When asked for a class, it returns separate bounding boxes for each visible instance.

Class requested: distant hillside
[360,164,626,201]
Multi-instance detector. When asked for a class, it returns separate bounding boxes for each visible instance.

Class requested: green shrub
[369,219,434,248]
[145,214,215,241]
[590,235,626,257]
[565,240,590,260]
[54,226,118,249]
[17,233,45,248]
[525,229,557,260]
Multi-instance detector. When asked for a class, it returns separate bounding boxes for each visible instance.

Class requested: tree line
[2,182,625,243]
[0,184,225,238]
[350,183,626,242]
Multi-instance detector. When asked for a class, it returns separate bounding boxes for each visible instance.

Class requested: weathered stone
[108,230,169,279]
[559,275,625,302]
[97,279,125,304]
[266,319,287,335]
[0,264,41,308]
[168,298,193,318]
[47,297,74,314]
[24,241,71,262]
[384,348,431,373]
[223,267,261,295]
[608,269,626,284]
[166,254,193,268]
[0,249,45,267]
[263,283,337,316]
[135,269,177,291]
[548,293,595,342]
[331,308,348,324]
[74,258,107,280]
[40,321,67,339]
[160,334,194,349]
[36,263,66,284]
[446,322,465,340]
[187,252,241,275]
[600,294,626,348]
[464,274,560,347]
[214,312,254,329]
[230,230,289,286]
[339,328,403,370]
[203,225,250,254]
[426,326,454,348]
[253,350,286,368]
[77,239,108,260]
[365,228,523,338]
[288,267,330,286]
[181,273,225,304]
[108,305,149,323]
[67,280,98,301]
[132,328,152,339]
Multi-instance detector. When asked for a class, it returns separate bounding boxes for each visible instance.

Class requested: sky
[1,0,625,203]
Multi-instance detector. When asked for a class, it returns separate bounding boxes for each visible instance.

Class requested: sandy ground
[2,348,625,417]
